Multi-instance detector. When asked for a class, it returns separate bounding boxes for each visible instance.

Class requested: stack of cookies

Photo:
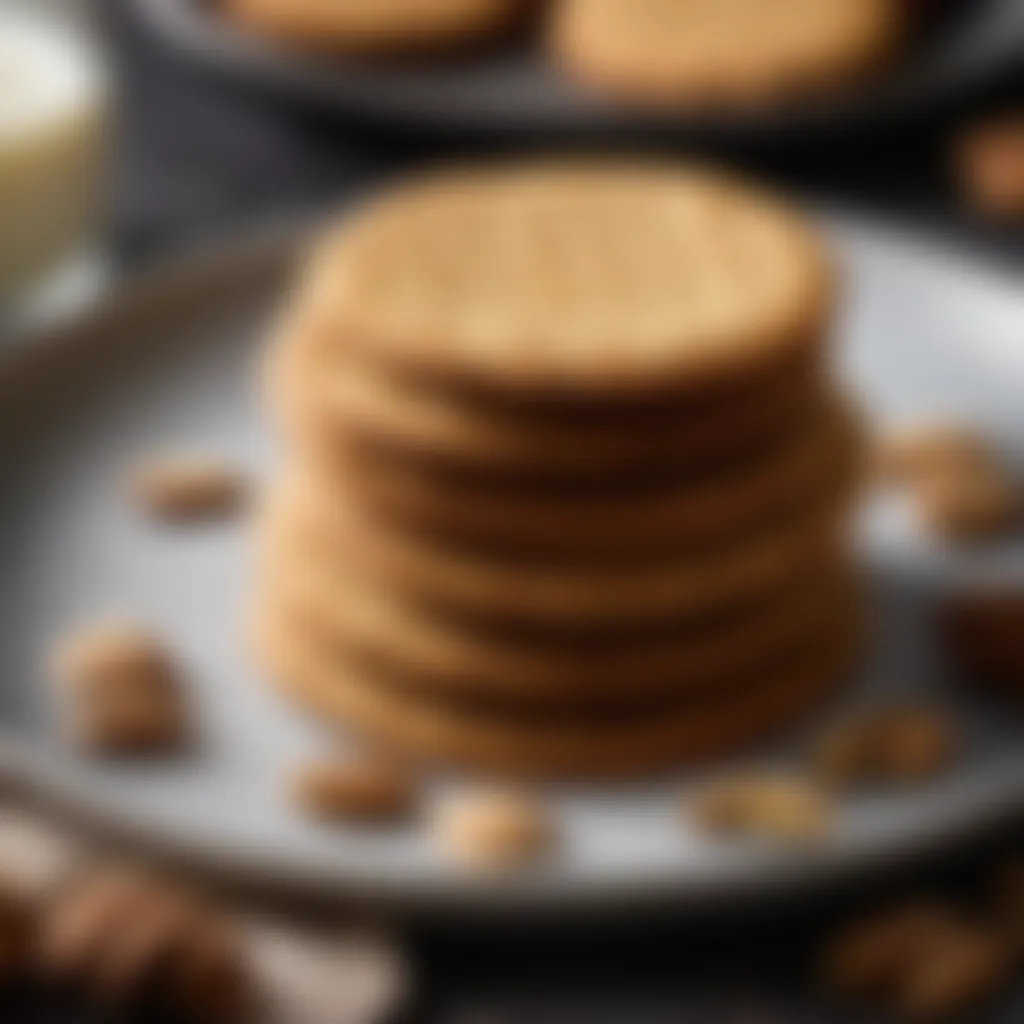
[253,162,863,779]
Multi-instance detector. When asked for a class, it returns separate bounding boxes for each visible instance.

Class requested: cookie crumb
[689,775,832,842]
[50,624,188,755]
[131,457,247,522]
[874,423,991,487]
[873,423,1017,540]
[874,708,955,782]
[916,462,1019,543]
[53,623,172,694]
[437,790,552,869]
[292,756,415,823]
[39,867,250,1020]
[899,925,1012,1020]
[815,707,955,787]
[956,114,1024,219]
[821,903,960,997]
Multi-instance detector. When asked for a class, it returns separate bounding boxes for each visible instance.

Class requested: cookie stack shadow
[253,162,864,779]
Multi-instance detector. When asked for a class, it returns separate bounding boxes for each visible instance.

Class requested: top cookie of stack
[255,162,860,778]
[291,162,832,398]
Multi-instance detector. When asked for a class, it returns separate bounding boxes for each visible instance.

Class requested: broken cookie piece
[130,456,247,523]
[875,422,992,488]
[437,790,552,869]
[38,866,251,1021]
[688,774,832,843]
[814,706,956,787]
[50,623,189,755]
[916,462,1019,543]
[291,755,416,823]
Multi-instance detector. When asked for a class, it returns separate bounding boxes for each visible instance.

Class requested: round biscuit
[296,162,833,397]
[259,550,859,708]
[268,320,826,484]
[261,477,852,632]
[293,397,862,557]
[251,598,858,778]
[551,0,902,109]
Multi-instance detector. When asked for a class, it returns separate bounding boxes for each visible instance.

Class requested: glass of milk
[0,1,108,328]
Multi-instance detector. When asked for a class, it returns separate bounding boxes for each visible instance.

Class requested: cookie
[259,547,858,708]
[291,396,861,557]
[223,0,522,54]
[269,305,824,483]
[955,114,1024,220]
[251,597,856,778]
[293,162,833,399]
[261,476,850,632]
[551,0,901,109]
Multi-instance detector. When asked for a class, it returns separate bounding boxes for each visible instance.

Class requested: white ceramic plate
[0,213,1022,916]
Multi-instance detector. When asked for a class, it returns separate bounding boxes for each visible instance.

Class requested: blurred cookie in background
[221,0,527,56]
[549,0,903,110]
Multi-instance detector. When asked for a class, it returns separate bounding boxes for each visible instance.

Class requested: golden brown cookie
[268,312,825,484]
[259,547,857,708]
[290,395,861,557]
[550,0,901,109]
[293,162,833,399]
[223,0,522,55]
[262,471,850,632]
[251,597,857,778]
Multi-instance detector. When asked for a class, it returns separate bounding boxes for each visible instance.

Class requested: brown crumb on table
[898,924,1013,1020]
[38,867,251,1021]
[437,790,552,869]
[50,623,188,756]
[688,775,832,842]
[956,114,1024,219]
[821,902,962,997]
[130,456,247,522]
[291,756,416,823]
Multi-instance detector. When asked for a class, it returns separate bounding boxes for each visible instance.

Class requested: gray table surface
[22,2,1024,1021]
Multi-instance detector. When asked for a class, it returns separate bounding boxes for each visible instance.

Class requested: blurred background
[2,0,1024,1021]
